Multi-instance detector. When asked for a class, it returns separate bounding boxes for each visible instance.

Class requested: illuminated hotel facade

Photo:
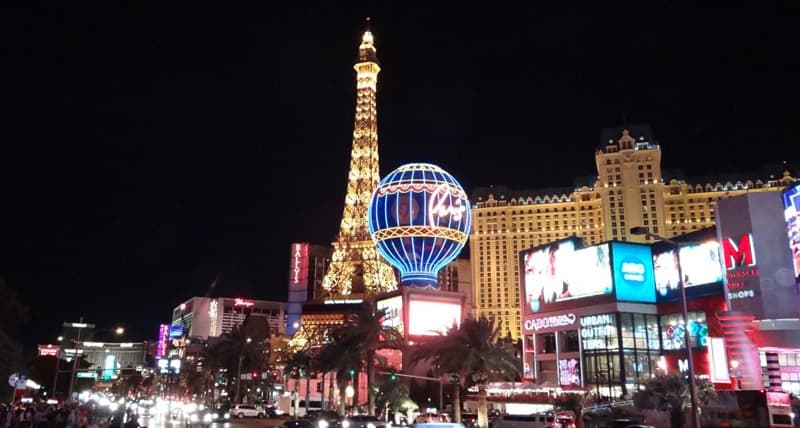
[171,296,286,340]
[470,124,797,339]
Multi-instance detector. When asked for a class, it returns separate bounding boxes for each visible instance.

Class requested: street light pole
[66,323,86,401]
[630,227,701,428]
[234,337,251,404]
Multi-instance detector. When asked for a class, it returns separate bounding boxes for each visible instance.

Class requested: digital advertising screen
[407,298,461,336]
[168,325,184,338]
[377,295,404,336]
[522,239,612,313]
[783,182,800,280]
[653,241,724,298]
[612,242,656,303]
[558,358,581,387]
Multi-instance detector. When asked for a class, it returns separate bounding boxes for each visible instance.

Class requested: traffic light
[349,369,355,377]
[389,372,397,382]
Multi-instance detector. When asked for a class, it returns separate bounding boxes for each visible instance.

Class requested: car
[491,413,557,428]
[458,413,478,428]
[304,411,343,428]
[281,420,316,428]
[231,404,266,418]
[414,413,450,424]
[185,410,229,427]
[342,415,385,428]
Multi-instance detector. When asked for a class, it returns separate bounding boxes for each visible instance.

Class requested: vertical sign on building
[716,192,798,319]
[156,324,169,359]
[287,243,310,336]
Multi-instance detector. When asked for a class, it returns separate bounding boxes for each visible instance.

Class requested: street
[141,416,292,428]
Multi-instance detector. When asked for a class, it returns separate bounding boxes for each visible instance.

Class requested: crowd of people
[0,401,140,428]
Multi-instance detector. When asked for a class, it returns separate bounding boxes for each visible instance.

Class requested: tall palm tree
[205,321,268,403]
[284,351,312,417]
[410,316,520,428]
[331,303,403,416]
[316,338,362,415]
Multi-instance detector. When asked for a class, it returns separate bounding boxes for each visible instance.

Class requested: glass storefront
[660,311,707,350]
[525,308,719,399]
[581,312,660,398]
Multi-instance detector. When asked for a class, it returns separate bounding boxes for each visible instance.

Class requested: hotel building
[470,124,797,339]
[171,296,286,339]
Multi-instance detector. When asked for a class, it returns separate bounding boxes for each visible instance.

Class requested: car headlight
[342,420,350,428]
[189,413,199,422]
[203,413,213,423]
[367,423,376,428]
[224,413,230,419]
[318,420,329,428]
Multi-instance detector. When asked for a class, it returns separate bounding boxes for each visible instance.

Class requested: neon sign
[38,344,59,357]
[428,184,467,227]
[156,324,169,359]
[290,243,309,287]
[523,313,576,331]
[234,298,255,307]
[208,299,218,337]
[368,163,472,286]
[722,233,756,270]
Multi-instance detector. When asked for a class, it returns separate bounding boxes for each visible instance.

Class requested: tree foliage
[410,316,521,427]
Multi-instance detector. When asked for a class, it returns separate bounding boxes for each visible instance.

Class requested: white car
[231,404,266,418]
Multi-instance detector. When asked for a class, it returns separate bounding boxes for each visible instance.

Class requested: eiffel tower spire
[321,22,398,297]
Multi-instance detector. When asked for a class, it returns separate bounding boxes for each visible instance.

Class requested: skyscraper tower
[322,21,398,297]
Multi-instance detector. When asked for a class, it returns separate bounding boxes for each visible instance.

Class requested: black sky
[2,3,799,346]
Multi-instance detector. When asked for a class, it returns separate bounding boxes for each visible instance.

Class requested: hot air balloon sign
[368,163,472,287]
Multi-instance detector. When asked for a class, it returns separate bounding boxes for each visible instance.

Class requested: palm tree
[284,350,312,417]
[329,303,403,416]
[205,320,268,403]
[410,316,521,428]
[316,338,362,415]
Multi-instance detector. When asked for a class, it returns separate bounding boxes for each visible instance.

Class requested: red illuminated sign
[234,298,255,307]
[722,234,756,270]
[38,344,59,357]
[289,243,309,288]
[156,324,169,359]
[767,391,791,407]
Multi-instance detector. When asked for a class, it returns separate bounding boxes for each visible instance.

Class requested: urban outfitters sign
[580,314,616,351]
[523,313,577,332]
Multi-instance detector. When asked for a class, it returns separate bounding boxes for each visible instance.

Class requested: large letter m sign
[722,233,756,270]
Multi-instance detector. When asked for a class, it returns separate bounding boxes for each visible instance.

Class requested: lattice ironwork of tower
[321,25,398,297]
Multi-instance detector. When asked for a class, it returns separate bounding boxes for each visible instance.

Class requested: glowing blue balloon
[368,163,472,287]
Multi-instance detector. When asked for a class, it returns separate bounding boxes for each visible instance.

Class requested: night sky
[3,3,798,346]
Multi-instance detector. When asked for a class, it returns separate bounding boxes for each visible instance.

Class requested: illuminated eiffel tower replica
[290,22,398,349]
[322,22,398,299]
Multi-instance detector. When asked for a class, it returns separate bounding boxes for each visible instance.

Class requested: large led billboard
[407,299,461,336]
[522,239,612,313]
[653,241,723,297]
[783,182,800,281]
[611,242,656,303]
